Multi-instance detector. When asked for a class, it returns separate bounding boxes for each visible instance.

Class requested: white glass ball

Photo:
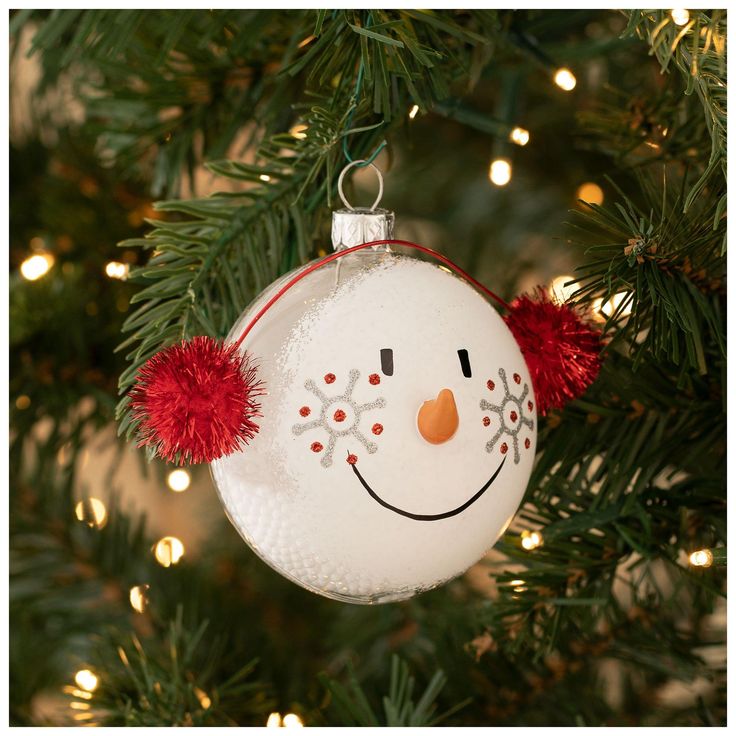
[211,248,536,603]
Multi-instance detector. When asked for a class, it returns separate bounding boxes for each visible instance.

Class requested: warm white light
[671,8,690,26]
[74,669,99,692]
[129,584,150,613]
[74,498,108,529]
[154,536,185,567]
[509,127,530,146]
[289,124,308,140]
[20,253,54,281]
[105,261,129,280]
[576,182,604,205]
[167,469,191,493]
[194,687,212,709]
[689,549,713,568]
[599,292,633,319]
[283,713,304,728]
[554,68,577,91]
[259,174,271,182]
[489,158,512,187]
[267,713,283,727]
[408,104,419,120]
[549,275,577,303]
[521,529,543,550]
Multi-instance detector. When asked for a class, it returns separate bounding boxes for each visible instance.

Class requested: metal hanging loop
[337,160,384,212]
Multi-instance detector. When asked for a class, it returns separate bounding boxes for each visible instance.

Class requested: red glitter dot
[528,401,534,412]
[346,453,358,465]
[372,423,383,435]
[369,373,381,385]
[311,442,323,453]
[482,416,491,427]
[333,409,346,422]
[500,442,508,454]
[513,373,521,384]
[299,406,311,417]
[324,373,336,384]
[524,438,531,449]
[487,379,495,391]
[510,410,518,422]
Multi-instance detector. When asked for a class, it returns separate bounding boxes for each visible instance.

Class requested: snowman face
[212,253,536,603]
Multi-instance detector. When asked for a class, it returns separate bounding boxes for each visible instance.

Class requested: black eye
[380,348,394,376]
[458,349,472,378]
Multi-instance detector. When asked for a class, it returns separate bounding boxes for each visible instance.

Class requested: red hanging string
[233,239,510,350]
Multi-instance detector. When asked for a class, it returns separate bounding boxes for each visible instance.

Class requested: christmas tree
[10,9,726,727]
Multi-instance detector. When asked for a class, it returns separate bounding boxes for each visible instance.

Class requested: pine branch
[623,10,726,213]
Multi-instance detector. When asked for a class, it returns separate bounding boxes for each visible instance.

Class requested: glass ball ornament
[211,230,537,604]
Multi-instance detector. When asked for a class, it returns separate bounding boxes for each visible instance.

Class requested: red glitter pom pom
[129,336,263,465]
[504,290,602,415]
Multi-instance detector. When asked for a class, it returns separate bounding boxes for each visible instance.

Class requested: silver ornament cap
[332,160,394,251]
[331,207,395,251]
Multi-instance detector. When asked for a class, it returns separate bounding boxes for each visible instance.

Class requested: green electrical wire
[341,13,387,167]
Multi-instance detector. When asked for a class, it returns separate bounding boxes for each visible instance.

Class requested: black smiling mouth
[349,457,507,521]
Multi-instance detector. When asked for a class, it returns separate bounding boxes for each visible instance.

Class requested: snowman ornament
[130,162,601,604]
[210,164,536,604]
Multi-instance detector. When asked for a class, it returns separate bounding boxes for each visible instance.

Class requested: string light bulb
[689,549,713,568]
[259,174,271,182]
[167,469,191,492]
[576,182,604,205]
[509,127,530,146]
[74,498,108,529]
[267,712,304,727]
[596,292,633,319]
[129,584,150,613]
[554,68,577,91]
[520,529,543,550]
[154,536,185,567]
[74,670,99,692]
[289,124,308,140]
[105,261,129,280]
[408,104,419,120]
[20,253,54,281]
[489,158,512,187]
[549,275,577,303]
[671,9,690,26]
[194,687,212,709]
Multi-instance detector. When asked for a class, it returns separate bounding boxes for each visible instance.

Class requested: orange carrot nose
[417,388,459,444]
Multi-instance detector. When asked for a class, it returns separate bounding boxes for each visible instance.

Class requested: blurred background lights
[259,174,271,182]
[74,498,108,529]
[671,9,690,26]
[689,549,713,568]
[554,68,577,91]
[267,713,282,727]
[105,261,129,280]
[489,158,512,187]
[549,274,577,303]
[154,536,185,567]
[509,126,530,146]
[74,669,99,692]
[521,529,543,550]
[129,584,150,613]
[20,252,54,280]
[166,468,191,492]
[408,104,419,119]
[576,181,604,205]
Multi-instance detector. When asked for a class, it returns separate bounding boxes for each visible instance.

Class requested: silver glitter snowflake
[479,367,534,464]
[292,369,386,468]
